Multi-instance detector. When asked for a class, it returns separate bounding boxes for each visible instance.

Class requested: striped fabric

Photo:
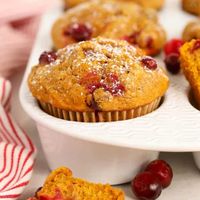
[0,0,57,198]
[0,78,37,199]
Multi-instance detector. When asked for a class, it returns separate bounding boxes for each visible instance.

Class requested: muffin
[182,0,200,15]
[64,0,164,10]
[27,167,124,200]
[130,0,164,10]
[180,39,200,108]
[28,37,169,122]
[182,20,200,42]
[53,0,166,56]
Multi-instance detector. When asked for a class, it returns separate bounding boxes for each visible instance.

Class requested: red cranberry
[80,72,125,96]
[164,39,183,56]
[39,189,62,200]
[122,32,140,44]
[87,82,102,94]
[131,171,162,200]
[65,23,92,41]
[80,72,101,93]
[191,39,200,52]
[141,57,157,70]
[145,160,173,189]
[104,73,125,96]
[164,53,180,74]
[146,37,153,49]
[39,51,57,65]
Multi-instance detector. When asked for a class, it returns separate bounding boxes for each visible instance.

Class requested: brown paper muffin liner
[38,97,162,122]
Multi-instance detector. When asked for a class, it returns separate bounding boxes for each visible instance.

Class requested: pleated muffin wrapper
[38,97,162,123]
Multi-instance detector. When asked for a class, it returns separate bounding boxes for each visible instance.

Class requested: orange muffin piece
[64,0,164,10]
[53,0,166,56]
[28,167,124,200]
[180,39,200,108]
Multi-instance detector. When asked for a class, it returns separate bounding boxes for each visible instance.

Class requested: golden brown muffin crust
[28,37,169,112]
[64,0,164,10]
[52,0,166,56]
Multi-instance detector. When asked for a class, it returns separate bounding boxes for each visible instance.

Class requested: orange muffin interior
[180,39,200,108]
[29,167,124,200]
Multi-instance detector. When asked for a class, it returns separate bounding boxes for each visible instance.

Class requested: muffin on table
[27,167,124,200]
[64,0,165,10]
[52,0,166,56]
[28,37,169,122]
[180,39,200,109]
[182,20,200,42]
[182,0,200,15]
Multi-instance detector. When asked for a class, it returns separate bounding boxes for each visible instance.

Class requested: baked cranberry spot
[80,72,101,94]
[64,23,92,41]
[122,32,140,45]
[146,37,153,49]
[39,189,62,200]
[191,40,200,52]
[103,73,125,96]
[141,57,157,70]
[39,51,57,65]
[80,72,125,96]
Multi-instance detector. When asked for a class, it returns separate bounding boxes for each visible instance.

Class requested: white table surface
[11,70,200,200]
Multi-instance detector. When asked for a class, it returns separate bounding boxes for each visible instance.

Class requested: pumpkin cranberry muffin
[180,39,200,108]
[182,20,200,42]
[182,0,200,15]
[27,167,124,200]
[28,37,169,122]
[53,0,166,56]
[64,0,164,10]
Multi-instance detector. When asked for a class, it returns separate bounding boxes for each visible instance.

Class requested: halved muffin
[180,39,200,108]
[27,167,124,200]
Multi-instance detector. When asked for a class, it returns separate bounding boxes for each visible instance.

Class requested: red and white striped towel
[0,1,57,198]
[0,79,37,199]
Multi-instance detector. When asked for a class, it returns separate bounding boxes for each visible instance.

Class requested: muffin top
[52,0,166,55]
[64,0,164,10]
[28,37,169,112]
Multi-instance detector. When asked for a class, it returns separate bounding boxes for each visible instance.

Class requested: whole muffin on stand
[64,0,164,10]
[28,37,169,122]
[53,0,166,56]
